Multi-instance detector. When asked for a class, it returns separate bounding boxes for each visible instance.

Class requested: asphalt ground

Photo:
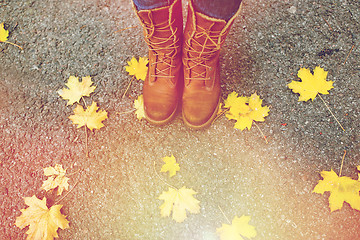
[1,0,359,239]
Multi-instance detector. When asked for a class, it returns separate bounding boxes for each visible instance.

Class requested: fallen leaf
[225,92,269,131]
[313,169,360,212]
[158,186,200,223]
[225,92,250,120]
[125,56,149,81]
[58,76,96,105]
[15,195,69,240]
[217,215,257,240]
[41,164,69,196]
[288,66,333,102]
[160,155,180,177]
[134,95,145,120]
[0,22,23,50]
[69,101,108,131]
[0,22,9,42]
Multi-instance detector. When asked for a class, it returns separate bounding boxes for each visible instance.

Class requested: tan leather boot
[182,0,242,129]
[133,0,183,125]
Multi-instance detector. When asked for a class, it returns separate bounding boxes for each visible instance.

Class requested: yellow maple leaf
[160,155,180,177]
[158,186,200,223]
[69,101,108,131]
[217,215,257,240]
[41,164,69,196]
[0,22,23,49]
[288,66,334,102]
[224,91,240,109]
[58,76,96,105]
[15,195,69,240]
[224,92,250,120]
[125,56,149,81]
[134,95,145,120]
[0,22,9,42]
[225,92,269,131]
[313,169,360,212]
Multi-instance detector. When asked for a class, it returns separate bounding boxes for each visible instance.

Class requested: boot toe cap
[145,103,177,124]
[182,102,219,129]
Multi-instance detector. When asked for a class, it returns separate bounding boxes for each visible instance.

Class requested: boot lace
[143,19,180,79]
[184,24,225,82]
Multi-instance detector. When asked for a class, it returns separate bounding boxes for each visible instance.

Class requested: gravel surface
[1,0,359,239]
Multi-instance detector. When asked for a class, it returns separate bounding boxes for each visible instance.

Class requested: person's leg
[193,0,242,21]
[133,0,173,10]
[182,0,242,129]
[132,0,183,125]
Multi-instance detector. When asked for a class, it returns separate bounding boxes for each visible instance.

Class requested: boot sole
[182,99,220,130]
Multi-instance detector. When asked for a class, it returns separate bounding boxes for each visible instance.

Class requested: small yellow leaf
[158,186,200,223]
[234,116,253,131]
[0,22,9,42]
[224,91,239,109]
[224,92,269,130]
[125,56,149,81]
[313,169,360,212]
[247,93,270,122]
[15,195,69,240]
[225,95,249,121]
[288,66,334,102]
[160,155,180,177]
[69,101,108,131]
[41,164,69,196]
[134,95,145,120]
[217,215,257,240]
[58,76,96,105]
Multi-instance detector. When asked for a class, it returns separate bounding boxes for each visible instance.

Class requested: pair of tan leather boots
[133,0,241,129]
